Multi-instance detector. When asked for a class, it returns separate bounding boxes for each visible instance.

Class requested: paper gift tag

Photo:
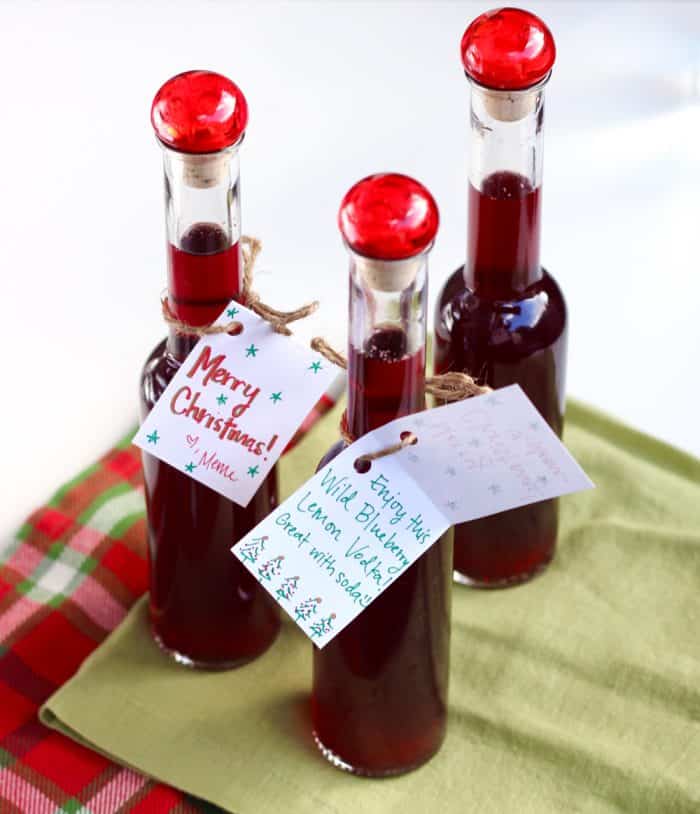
[388,385,592,521]
[233,430,451,647]
[133,302,336,507]
[232,385,593,647]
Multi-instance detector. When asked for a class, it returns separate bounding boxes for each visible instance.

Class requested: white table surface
[1,1,698,542]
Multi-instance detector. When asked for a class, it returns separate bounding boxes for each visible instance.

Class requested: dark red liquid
[468,172,541,299]
[140,223,279,666]
[346,326,425,437]
[168,223,242,328]
[434,172,567,586]
[313,327,452,775]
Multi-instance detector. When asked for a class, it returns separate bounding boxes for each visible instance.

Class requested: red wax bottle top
[151,70,249,153]
[461,8,556,90]
[338,173,439,261]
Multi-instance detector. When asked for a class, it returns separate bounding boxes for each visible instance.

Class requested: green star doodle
[270,392,282,404]
[217,394,228,406]
[245,344,258,358]
[308,361,322,374]
[247,465,259,478]
[185,462,196,473]
[226,306,239,318]
[146,430,159,444]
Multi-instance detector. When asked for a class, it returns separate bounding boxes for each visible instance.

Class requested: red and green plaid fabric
[0,437,218,813]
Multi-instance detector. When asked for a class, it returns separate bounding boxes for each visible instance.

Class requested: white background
[1,1,698,541]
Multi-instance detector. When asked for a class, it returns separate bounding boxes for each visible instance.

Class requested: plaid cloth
[0,436,218,813]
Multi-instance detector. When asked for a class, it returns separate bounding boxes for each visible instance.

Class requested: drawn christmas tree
[239,535,268,564]
[275,575,300,602]
[310,613,337,639]
[294,596,322,622]
[258,554,284,582]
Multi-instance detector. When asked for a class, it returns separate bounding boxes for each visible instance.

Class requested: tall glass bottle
[312,174,452,776]
[140,71,280,668]
[434,9,567,587]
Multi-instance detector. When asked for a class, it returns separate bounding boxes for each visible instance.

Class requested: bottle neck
[162,145,243,359]
[346,252,427,439]
[465,81,546,299]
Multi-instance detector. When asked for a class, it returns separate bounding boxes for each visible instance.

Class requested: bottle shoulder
[316,440,348,472]
[435,265,567,349]
[140,338,181,414]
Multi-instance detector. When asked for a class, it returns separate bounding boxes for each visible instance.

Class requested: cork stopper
[354,256,423,293]
[479,84,543,122]
[180,151,232,189]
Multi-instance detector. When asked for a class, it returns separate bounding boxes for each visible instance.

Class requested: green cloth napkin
[40,400,700,813]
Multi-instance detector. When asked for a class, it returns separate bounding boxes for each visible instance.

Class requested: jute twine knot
[162,236,318,337]
[425,370,490,401]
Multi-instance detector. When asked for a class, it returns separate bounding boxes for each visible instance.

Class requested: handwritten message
[232,385,593,647]
[233,436,449,646]
[133,302,336,507]
[391,387,592,520]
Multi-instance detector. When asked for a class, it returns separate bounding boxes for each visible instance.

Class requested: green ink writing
[353,503,410,571]
[335,571,373,607]
[344,536,389,583]
[320,467,358,509]
[296,491,342,542]
[406,512,432,545]
[275,512,311,548]
[368,473,406,525]
[308,546,336,577]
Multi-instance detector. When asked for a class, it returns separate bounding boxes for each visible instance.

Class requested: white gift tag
[133,302,336,507]
[232,432,450,647]
[385,385,593,522]
[232,385,593,647]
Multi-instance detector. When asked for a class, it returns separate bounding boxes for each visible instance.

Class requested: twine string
[161,298,240,336]
[338,409,415,464]
[162,236,318,337]
[310,337,348,370]
[357,432,417,464]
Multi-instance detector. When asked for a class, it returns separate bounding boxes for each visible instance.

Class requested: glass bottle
[140,71,280,668]
[434,9,568,587]
[312,174,452,776]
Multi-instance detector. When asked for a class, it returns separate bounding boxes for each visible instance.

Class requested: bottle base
[453,556,552,589]
[151,626,278,671]
[312,731,438,778]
